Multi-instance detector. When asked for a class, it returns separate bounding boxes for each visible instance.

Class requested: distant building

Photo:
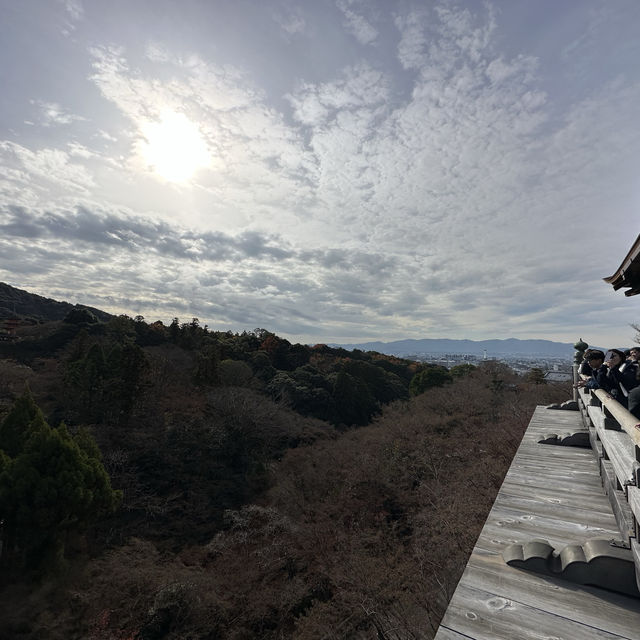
[544,371,572,383]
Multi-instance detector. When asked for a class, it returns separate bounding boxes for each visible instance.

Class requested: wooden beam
[593,389,640,450]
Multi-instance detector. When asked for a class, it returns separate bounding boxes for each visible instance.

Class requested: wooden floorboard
[434,406,640,640]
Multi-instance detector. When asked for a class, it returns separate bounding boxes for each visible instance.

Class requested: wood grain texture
[600,430,636,487]
[434,406,640,640]
[593,389,640,449]
[628,486,640,525]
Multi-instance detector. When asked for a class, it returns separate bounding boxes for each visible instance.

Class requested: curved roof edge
[603,234,640,296]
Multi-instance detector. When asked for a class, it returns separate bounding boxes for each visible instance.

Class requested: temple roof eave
[603,234,640,296]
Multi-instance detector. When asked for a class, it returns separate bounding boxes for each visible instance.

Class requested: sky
[1,0,640,347]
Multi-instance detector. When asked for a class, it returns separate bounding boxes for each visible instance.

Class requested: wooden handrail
[592,389,640,450]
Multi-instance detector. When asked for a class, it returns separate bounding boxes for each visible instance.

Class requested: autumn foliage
[0,316,569,639]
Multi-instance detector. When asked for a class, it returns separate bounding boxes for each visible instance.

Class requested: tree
[526,367,547,385]
[65,343,108,423]
[260,335,293,370]
[478,361,514,393]
[341,360,408,404]
[218,359,253,386]
[64,340,147,424]
[266,369,334,421]
[250,351,276,382]
[409,366,452,396]
[0,392,120,570]
[332,371,378,426]
[104,342,148,422]
[106,314,136,342]
[449,363,476,379]
[0,391,41,458]
[169,317,181,343]
[133,317,166,346]
[194,342,221,386]
[63,307,98,325]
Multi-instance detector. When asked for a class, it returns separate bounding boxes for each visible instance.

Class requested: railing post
[573,338,588,405]
[603,405,621,430]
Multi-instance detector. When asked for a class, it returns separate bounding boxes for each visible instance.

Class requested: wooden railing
[577,380,640,588]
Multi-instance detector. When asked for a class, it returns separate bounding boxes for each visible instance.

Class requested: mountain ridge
[0,282,112,323]
[330,337,575,357]
[0,282,586,357]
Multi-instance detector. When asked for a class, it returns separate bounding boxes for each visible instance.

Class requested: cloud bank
[1,0,639,346]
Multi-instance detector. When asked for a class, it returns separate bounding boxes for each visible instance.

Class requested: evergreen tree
[526,367,547,385]
[0,390,40,457]
[409,366,452,396]
[0,393,120,570]
[169,317,181,343]
[332,371,378,426]
[449,363,476,378]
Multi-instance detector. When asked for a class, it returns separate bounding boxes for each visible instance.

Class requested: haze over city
[1,0,639,347]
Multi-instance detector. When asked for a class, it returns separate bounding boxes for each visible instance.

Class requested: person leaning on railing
[578,348,596,376]
[596,349,639,409]
[576,350,606,389]
[627,357,640,419]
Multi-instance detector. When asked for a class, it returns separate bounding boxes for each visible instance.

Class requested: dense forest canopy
[0,309,570,639]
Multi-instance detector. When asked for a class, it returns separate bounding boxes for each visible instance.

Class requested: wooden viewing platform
[434,404,640,639]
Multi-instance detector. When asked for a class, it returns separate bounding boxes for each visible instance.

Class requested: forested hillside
[0,310,569,639]
[0,282,112,324]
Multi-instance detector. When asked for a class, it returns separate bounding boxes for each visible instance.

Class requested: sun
[139,110,210,182]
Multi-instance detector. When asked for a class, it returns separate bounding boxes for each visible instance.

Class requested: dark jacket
[628,386,640,420]
[578,362,593,377]
[584,364,605,389]
[596,362,639,407]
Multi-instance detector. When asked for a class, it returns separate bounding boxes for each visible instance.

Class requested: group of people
[577,346,640,418]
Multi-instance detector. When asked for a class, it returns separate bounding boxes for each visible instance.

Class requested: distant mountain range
[330,338,575,358]
[0,282,584,358]
[0,282,112,323]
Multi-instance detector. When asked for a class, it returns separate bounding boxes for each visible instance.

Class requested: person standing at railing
[578,349,597,376]
[576,350,606,388]
[628,384,640,419]
[596,349,639,408]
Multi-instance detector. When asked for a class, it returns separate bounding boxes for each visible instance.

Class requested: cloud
[288,62,389,127]
[283,6,549,264]
[0,202,423,338]
[29,100,86,127]
[336,0,378,45]
[395,4,495,71]
[2,1,639,345]
[0,205,294,263]
[67,142,96,159]
[394,8,429,70]
[272,5,307,36]
[57,0,84,36]
[88,46,318,214]
[59,0,83,22]
[0,141,94,193]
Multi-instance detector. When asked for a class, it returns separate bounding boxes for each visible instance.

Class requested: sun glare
[140,111,210,182]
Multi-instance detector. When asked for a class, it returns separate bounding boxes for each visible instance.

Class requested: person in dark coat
[578,349,596,376]
[628,383,640,420]
[577,350,605,388]
[597,349,639,408]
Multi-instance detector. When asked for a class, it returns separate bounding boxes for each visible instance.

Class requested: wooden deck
[434,406,640,639]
